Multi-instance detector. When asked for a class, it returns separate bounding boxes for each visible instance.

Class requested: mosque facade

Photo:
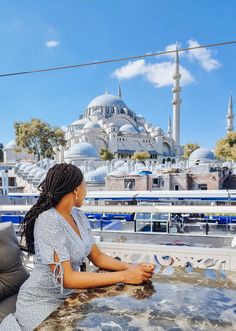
[59,52,183,166]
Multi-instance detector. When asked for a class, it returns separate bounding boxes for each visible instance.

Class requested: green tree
[14,118,66,160]
[131,151,150,161]
[99,148,114,161]
[182,143,200,159]
[215,132,236,161]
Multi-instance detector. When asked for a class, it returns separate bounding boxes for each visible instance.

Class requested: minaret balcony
[173,73,181,80]
[172,87,181,93]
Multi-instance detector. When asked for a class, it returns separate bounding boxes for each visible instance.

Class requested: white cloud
[45,40,59,48]
[113,59,194,87]
[113,59,146,80]
[187,39,221,71]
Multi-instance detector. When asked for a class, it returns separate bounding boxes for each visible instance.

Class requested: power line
[0,39,236,78]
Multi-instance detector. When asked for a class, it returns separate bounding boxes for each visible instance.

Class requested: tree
[131,151,150,161]
[14,118,67,160]
[99,148,114,161]
[215,132,236,161]
[182,143,200,159]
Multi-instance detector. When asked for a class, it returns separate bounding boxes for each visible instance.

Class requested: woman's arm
[88,244,130,271]
[50,252,154,289]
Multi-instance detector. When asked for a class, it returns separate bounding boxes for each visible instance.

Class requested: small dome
[84,170,105,184]
[18,163,32,173]
[22,165,35,178]
[0,143,3,149]
[95,165,109,177]
[222,161,232,168]
[87,94,127,109]
[83,121,101,130]
[33,169,47,181]
[114,160,125,168]
[67,142,98,158]
[39,173,47,183]
[109,165,128,176]
[189,148,215,163]
[27,167,41,180]
[4,140,16,149]
[119,124,137,134]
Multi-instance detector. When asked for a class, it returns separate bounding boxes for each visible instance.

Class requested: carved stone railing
[99,241,236,271]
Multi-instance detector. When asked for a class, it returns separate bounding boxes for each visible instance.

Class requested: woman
[0,163,154,331]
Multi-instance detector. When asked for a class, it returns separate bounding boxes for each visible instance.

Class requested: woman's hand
[123,263,155,285]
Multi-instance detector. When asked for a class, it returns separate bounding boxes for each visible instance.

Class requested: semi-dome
[4,140,16,149]
[67,142,98,158]
[189,148,216,163]
[71,118,90,126]
[83,121,101,130]
[139,126,146,133]
[119,124,137,134]
[87,94,127,109]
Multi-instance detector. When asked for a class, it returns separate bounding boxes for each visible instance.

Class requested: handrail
[1,204,236,214]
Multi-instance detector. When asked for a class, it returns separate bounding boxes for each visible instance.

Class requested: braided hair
[20,163,84,255]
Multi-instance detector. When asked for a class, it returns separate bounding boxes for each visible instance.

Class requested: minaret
[172,46,182,146]
[167,115,172,137]
[226,92,234,134]
[118,82,122,98]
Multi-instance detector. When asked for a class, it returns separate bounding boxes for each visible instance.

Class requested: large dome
[87,94,127,109]
[189,148,216,163]
[67,142,98,158]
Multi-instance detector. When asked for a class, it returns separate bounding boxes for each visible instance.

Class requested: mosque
[54,52,183,166]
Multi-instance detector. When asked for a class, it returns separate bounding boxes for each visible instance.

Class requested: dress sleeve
[34,210,70,264]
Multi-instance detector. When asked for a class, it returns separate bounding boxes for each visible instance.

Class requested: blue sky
[0,0,235,148]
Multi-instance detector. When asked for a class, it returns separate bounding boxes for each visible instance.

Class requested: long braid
[20,163,84,254]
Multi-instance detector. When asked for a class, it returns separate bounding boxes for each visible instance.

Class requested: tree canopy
[14,118,66,159]
[99,148,114,161]
[215,132,236,161]
[131,151,150,161]
[182,143,200,159]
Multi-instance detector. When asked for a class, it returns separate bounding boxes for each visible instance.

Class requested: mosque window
[124,178,135,190]
[198,184,207,190]
[174,185,179,191]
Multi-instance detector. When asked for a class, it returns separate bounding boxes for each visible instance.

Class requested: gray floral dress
[0,207,95,331]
